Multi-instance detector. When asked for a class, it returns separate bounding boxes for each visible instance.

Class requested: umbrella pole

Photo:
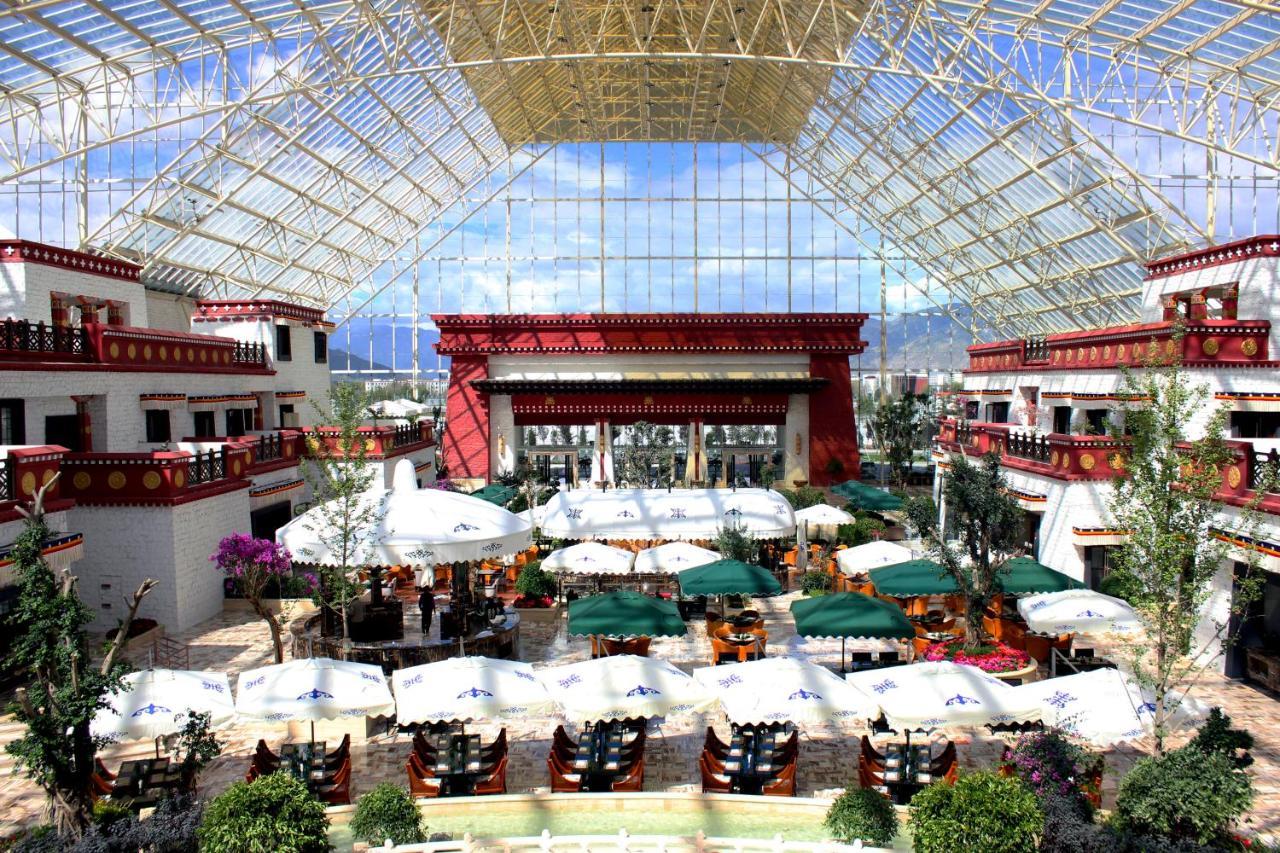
[841,637,846,674]
[155,737,161,760]
[310,720,316,747]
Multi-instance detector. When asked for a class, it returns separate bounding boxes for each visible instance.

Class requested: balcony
[966,319,1273,373]
[0,445,75,523]
[1219,440,1280,515]
[302,421,435,460]
[0,319,270,374]
[62,445,253,506]
[176,431,305,475]
[935,418,1127,481]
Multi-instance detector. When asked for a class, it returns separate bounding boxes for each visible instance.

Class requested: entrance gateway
[434,313,867,489]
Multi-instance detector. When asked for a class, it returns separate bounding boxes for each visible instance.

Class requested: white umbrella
[278,459,532,566]
[634,542,720,574]
[692,657,877,726]
[92,669,235,741]
[794,504,855,525]
[235,658,395,732]
[836,541,914,578]
[392,657,557,723]
[541,541,636,576]
[368,398,431,419]
[1011,668,1208,746]
[846,661,1042,730]
[1018,589,1141,636]
[537,655,714,721]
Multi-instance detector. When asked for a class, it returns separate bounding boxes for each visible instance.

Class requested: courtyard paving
[1,591,1277,842]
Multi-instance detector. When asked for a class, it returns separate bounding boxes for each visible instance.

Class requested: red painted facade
[434,313,867,485]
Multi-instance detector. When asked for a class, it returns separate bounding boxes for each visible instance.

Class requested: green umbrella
[566,590,687,638]
[997,557,1084,595]
[470,484,517,505]
[790,592,915,640]
[831,480,903,511]
[677,559,783,597]
[868,559,959,597]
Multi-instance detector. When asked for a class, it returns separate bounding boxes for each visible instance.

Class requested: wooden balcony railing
[302,421,435,459]
[0,318,271,373]
[0,319,89,359]
[935,417,1127,480]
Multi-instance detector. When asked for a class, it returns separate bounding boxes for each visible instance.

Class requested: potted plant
[512,561,558,622]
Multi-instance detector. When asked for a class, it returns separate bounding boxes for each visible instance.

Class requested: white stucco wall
[0,261,149,326]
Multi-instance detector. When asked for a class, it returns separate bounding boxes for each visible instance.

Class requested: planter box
[118,624,164,659]
[1245,648,1280,692]
[513,605,561,623]
[223,598,318,617]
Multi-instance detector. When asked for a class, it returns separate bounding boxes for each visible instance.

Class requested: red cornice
[0,239,141,282]
[194,300,329,326]
[1144,235,1280,280]
[433,312,868,356]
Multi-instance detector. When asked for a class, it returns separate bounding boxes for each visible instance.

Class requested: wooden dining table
[279,741,332,791]
[723,726,785,795]
[881,741,935,804]
[110,757,183,811]
[429,732,484,796]
[572,722,627,792]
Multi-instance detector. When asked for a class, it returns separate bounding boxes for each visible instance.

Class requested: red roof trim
[1144,235,1280,280]
[0,239,141,282]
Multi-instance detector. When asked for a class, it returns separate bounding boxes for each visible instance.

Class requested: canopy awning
[868,559,958,597]
[692,657,877,726]
[470,483,516,506]
[836,541,914,578]
[541,541,636,575]
[277,459,532,566]
[538,488,795,540]
[567,591,687,637]
[790,592,915,640]
[997,557,1084,595]
[831,481,903,511]
[678,559,782,597]
[846,661,1042,730]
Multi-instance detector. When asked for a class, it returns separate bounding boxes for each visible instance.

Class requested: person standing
[418,586,435,635]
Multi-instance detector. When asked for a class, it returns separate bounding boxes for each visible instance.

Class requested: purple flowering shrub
[1003,730,1101,804]
[211,533,309,662]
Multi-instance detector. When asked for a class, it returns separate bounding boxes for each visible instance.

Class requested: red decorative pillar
[1188,291,1208,320]
[71,395,94,453]
[76,298,99,325]
[49,294,69,328]
[1221,285,1238,320]
[807,354,860,486]
[441,355,490,481]
[106,301,124,326]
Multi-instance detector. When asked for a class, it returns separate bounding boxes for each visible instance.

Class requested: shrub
[18,795,204,853]
[775,487,827,510]
[1004,730,1099,804]
[921,638,1030,674]
[349,783,425,846]
[1098,568,1142,603]
[908,770,1042,853]
[824,785,896,846]
[1186,708,1253,768]
[514,562,555,599]
[197,772,329,853]
[836,517,886,547]
[1114,747,1252,845]
[799,570,831,596]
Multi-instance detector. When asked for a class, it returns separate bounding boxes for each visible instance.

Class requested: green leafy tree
[1108,358,1272,752]
[1113,746,1253,845]
[871,392,928,488]
[349,783,426,846]
[906,452,1024,649]
[197,772,329,853]
[714,524,757,563]
[824,785,896,846]
[302,383,385,644]
[3,479,156,837]
[616,420,675,487]
[174,711,224,786]
[908,771,1042,853]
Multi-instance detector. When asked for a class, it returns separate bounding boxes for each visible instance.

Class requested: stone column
[684,419,706,484]
[590,419,614,486]
[782,393,810,486]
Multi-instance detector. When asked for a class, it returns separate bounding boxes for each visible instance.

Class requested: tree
[302,383,385,644]
[1107,357,1272,753]
[616,420,675,487]
[173,711,224,786]
[210,534,304,663]
[906,452,1024,648]
[4,478,156,837]
[871,392,928,488]
[197,772,329,853]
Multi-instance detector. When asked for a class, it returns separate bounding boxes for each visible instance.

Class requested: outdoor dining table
[723,725,787,795]
[110,757,183,811]
[430,732,484,796]
[573,722,627,792]
[280,741,330,790]
[881,741,934,805]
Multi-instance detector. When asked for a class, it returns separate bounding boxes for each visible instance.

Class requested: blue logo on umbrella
[457,686,494,699]
[670,508,686,519]
[201,681,225,693]
[944,694,980,706]
[1046,691,1076,710]
[514,670,537,682]
[297,689,334,701]
[788,689,822,701]
[717,674,743,689]
[565,508,583,519]
[626,684,661,697]
[453,522,479,532]
[1077,609,1105,618]
[1137,702,1157,715]
[130,703,172,717]
[558,674,582,689]
[871,679,898,694]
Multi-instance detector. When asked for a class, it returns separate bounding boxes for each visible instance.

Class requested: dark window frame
[144,409,172,443]
[313,330,327,363]
[275,324,292,362]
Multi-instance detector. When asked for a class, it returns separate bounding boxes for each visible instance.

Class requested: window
[1052,406,1072,435]
[193,411,216,438]
[45,414,81,452]
[0,399,26,444]
[964,400,979,419]
[1085,546,1119,591]
[275,324,292,361]
[278,403,296,427]
[313,331,327,363]
[225,407,254,436]
[1085,409,1108,435]
[986,402,1010,423]
[144,410,171,443]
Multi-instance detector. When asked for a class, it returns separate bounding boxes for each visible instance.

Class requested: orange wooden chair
[474,756,508,795]
[611,757,644,792]
[317,761,351,805]
[699,754,733,793]
[762,761,797,797]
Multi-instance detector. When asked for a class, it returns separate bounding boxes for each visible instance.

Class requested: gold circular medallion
[107,471,126,490]
[1103,345,1111,360]
[174,469,186,488]
[200,349,208,363]
[143,344,152,360]
[158,345,167,361]
[1066,349,1074,362]
[1227,465,1242,489]
[1117,343,1127,361]
[364,439,377,452]
[187,347,195,362]
[19,471,36,496]
[284,444,294,458]
[1242,338,1259,357]
[1079,453,1096,471]
[41,468,54,486]
[1090,346,1098,362]
[1077,347,1085,362]
[72,471,91,490]
[1148,340,1159,357]
[1053,350,1061,364]
[1108,452,1125,471]
[142,471,161,490]
[222,351,231,364]
[127,343,137,359]
[231,460,242,476]
[1166,339,1176,356]
[1062,454,1072,470]
[108,342,120,359]
[1201,338,1220,357]
[1050,450,1059,466]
